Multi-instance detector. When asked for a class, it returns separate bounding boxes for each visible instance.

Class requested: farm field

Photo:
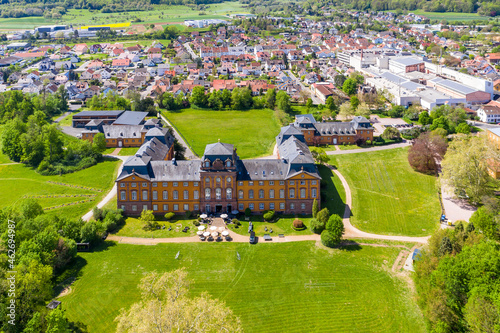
[385,9,489,22]
[162,108,281,159]
[60,241,426,333]
[329,147,441,236]
[0,157,120,219]
[0,2,248,30]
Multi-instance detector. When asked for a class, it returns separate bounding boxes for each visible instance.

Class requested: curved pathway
[326,141,410,155]
[160,114,198,160]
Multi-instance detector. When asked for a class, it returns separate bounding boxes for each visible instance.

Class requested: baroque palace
[116,114,373,216]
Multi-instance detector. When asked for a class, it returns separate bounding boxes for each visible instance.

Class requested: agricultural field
[60,241,426,333]
[386,9,489,22]
[329,147,441,236]
[0,2,248,30]
[162,108,281,159]
[0,156,120,219]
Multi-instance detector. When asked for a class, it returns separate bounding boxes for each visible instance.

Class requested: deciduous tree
[408,132,447,174]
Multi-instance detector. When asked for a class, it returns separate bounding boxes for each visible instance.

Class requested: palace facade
[116,122,322,216]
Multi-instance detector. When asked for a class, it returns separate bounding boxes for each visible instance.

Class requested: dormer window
[226,160,231,167]
[204,161,210,168]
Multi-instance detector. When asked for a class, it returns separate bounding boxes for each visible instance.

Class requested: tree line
[0,200,125,332]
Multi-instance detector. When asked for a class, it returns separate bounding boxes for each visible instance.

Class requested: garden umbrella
[200,214,207,219]
[197,231,204,236]
[203,231,210,237]
[211,231,219,237]
[198,225,205,231]
[210,226,217,231]
[221,230,229,236]
[220,214,228,219]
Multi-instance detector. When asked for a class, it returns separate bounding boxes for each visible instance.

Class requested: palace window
[142,183,147,187]
[290,203,295,210]
[226,188,232,199]
[226,177,231,183]
[183,182,188,187]
[312,180,317,185]
[173,182,178,187]
[120,191,126,200]
[132,205,137,212]
[205,188,211,199]
[249,203,254,210]
[173,204,179,211]
[238,203,244,211]
[226,160,231,167]
[238,181,243,186]
[269,181,274,185]
[300,180,305,185]
[152,191,158,200]
[301,203,306,210]
[279,189,285,198]
[289,189,295,198]
[120,183,125,187]
[259,181,264,186]
[131,191,137,200]
[153,204,158,211]
[131,182,137,187]
[249,181,254,186]
[194,182,199,186]
[194,204,199,211]
[183,190,189,200]
[194,190,199,200]
[249,189,254,199]
[270,203,275,210]
[312,188,317,198]
[184,204,189,211]
[259,203,265,210]
[216,188,222,199]
[279,181,285,185]
[280,203,285,210]
[269,189,274,198]
[173,190,178,200]
[300,189,306,198]
[163,191,168,200]
[121,205,125,211]
[205,177,210,183]
[142,205,148,211]
[259,189,264,199]
[163,204,168,211]
[205,161,210,167]
[152,182,157,187]
[142,190,148,200]
[216,177,221,183]
[163,182,168,187]
[289,181,295,185]
[238,190,244,199]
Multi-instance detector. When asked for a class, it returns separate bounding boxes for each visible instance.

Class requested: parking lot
[370,115,411,135]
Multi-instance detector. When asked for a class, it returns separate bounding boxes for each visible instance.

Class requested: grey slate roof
[113,111,148,126]
[314,122,356,135]
[74,110,124,118]
[276,125,304,146]
[237,159,288,180]
[150,160,202,181]
[103,125,146,139]
[135,137,170,161]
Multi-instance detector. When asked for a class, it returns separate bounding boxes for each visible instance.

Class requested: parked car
[249,232,256,244]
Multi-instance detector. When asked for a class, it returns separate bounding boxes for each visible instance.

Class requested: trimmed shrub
[310,218,325,234]
[185,210,192,219]
[321,230,339,248]
[263,210,275,221]
[317,208,330,225]
[232,219,241,226]
[244,208,251,217]
[292,218,306,231]
[164,212,175,220]
[193,220,200,226]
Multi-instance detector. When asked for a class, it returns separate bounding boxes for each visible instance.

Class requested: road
[467,120,500,131]
[285,70,322,105]
[183,42,198,60]
[160,113,198,160]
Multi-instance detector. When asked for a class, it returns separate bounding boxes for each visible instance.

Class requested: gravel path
[326,141,410,155]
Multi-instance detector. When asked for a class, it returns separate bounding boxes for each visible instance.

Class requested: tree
[312,198,319,218]
[350,95,360,110]
[438,236,453,256]
[276,90,291,113]
[19,198,44,220]
[115,269,243,332]
[388,105,404,118]
[334,74,346,88]
[455,122,471,134]
[469,206,499,241]
[208,91,223,110]
[310,147,328,163]
[92,133,107,154]
[45,308,71,333]
[342,78,357,96]
[310,218,325,234]
[173,139,186,160]
[325,96,336,111]
[430,116,450,133]
[2,118,26,162]
[316,208,330,225]
[408,132,447,174]
[339,102,354,120]
[381,127,401,140]
[326,214,344,240]
[189,86,208,108]
[141,209,158,231]
[306,98,313,110]
[355,102,371,118]
[440,135,494,203]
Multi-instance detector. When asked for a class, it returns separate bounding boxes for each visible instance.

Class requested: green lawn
[162,108,281,159]
[228,215,314,236]
[329,147,440,236]
[0,158,120,219]
[117,147,139,156]
[339,144,362,150]
[113,217,199,238]
[60,241,426,333]
[385,9,489,22]
[57,113,73,127]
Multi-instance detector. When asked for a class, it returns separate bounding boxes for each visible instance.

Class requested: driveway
[441,186,476,223]
[370,115,410,136]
